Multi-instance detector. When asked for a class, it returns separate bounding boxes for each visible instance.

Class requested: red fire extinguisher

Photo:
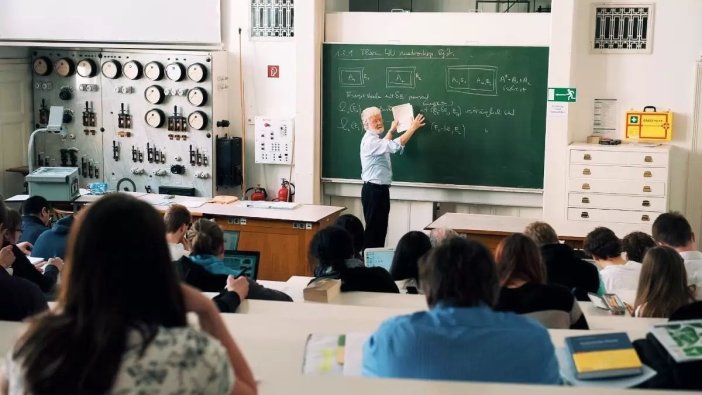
[277,178,295,202]
[245,184,268,201]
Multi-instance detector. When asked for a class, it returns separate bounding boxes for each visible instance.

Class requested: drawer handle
[582,197,590,204]
[643,171,652,178]
[581,212,590,219]
[642,200,651,207]
[642,214,650,222]
[582,168,591,175]
[583,154,592,161]
[581,183,591,190]
[643,186,652,193]
[644,155,653,163]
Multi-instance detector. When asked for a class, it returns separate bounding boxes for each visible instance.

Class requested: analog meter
[165,62,185,81]
[144,85,165,105]
[55,58,75,77]
[188,111,208,130]
[187,63,208,82]
[101,60,122,79]
[123,60,143,80]
[145,61,164,80]
[32,57,52,76]
[76,59,97,78]
[187,87,208,107]
[145,109,166,128]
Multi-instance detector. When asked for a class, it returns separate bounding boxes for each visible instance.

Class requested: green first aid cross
[547,88,577,102]
[629,115,640,123]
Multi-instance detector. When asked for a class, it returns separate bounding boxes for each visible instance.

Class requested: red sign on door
[267,65,280,78]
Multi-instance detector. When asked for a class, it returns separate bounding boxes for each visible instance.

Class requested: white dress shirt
[599,260,641,305]
[360,131,404,185]
[678,250,702,300]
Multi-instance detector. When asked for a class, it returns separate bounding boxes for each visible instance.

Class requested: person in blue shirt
[31,215,74,260]
[19,195,51,245]
[362,237,561,385]
[359,107,425,248]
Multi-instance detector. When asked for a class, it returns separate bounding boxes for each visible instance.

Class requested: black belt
[363,181,390,188]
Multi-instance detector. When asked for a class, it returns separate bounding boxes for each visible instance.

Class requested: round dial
[76,59,97,77]
[32,57,52,76]
[144,85,165,104]
[145,109,166,128]
[187,87,208,107]
[123,60,143,80]
[188,111,208,130]
[165,62,185,81]
[187,63,208,82]
[55,58,75,77]
[144,61,164,80]
[101,60,122,79]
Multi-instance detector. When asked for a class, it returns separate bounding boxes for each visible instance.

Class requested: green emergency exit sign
[548,88,577,102]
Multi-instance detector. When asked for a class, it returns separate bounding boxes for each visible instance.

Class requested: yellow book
[566,333,643,380]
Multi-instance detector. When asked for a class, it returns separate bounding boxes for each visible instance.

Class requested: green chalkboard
[322,44,549,189]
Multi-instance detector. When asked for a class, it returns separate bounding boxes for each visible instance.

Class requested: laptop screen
[222,250,260,280]
[364,248,395,272]
[223,230,240,251]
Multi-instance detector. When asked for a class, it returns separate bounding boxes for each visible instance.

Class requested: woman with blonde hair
[634,246,695,318]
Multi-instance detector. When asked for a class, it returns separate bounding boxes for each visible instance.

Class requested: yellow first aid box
[625,106,673,141]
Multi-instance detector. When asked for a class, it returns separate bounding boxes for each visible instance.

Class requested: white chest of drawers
[567,143,672,226]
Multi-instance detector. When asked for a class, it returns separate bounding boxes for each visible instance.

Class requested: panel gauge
[165,62,185,81]
[101,60,122,79]
[76,59,97,78]
[145,109,166,128]
[123,61,143,80]
[188,111,208,130]
[144,85,165,104]
[32,57,52,76]
[187,87,208,107]
[55,58,75,77]
[145,61,164,80]
[187,63,208,82]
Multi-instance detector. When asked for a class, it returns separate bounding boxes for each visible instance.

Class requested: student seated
[429,227,458,247]
[2,209,62,294]
[622,231,656,263]
[335,214,365,260]
[389,231,431,294]
[524,221,599,300]
[652,212,702,299]
[362,237,560,384]
[0,201,48,321]
[309,226,399,293]
[494,233,588,329]
[31,214,75,260]
[0,194,257,395]
[584,226,641,305]
[18,195,51,244]
[164,204,192,261]
[634,246,695,318]
[178,218,292,310]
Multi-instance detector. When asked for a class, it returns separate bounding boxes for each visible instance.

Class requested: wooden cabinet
[567,143,672,228]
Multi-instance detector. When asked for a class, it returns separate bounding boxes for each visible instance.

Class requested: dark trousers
[361,182,390,249]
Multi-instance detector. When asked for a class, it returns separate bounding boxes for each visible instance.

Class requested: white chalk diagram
[386,67,416,89]
[339,68,365,87]
[446,65,498,96]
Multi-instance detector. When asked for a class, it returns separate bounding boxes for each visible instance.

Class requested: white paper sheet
[392,103,414,133]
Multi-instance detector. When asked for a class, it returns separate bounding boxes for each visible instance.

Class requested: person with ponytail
[177,218,292,306]
[308,225,399,293]
[0,194,256,395]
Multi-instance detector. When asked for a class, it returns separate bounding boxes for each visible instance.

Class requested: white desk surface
[426,213,539,233]
[579,301,667,331]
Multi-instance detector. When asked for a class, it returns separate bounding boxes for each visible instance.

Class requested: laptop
[363,247,395,272]
[222,250,260,280]
[223,230,240,251]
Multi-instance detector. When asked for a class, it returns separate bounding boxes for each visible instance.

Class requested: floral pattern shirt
[4,326,234,394]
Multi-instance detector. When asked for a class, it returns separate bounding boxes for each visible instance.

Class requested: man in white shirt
[584,226,641,305]
[359,106,425,248]
[652,212,702,299]
[164,204,191,261]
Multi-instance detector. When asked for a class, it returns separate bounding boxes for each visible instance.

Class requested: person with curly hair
[584,227,640,305]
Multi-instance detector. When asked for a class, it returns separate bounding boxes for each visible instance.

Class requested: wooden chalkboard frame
[321,43,549,191]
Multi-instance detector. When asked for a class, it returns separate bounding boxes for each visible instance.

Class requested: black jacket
[0,268,48,321]
[175,256,293,312]
[540,243,599,301]
[311,266,400,294]
[8,244,58,294]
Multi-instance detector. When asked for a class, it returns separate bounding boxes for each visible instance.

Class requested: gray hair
[429,228,459,248]
[361,106,382,130]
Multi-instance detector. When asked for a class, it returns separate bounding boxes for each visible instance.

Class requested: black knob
[216,120,230,127]
[59,88,73,101]
[170,165,185,175]
[62,112,73,123]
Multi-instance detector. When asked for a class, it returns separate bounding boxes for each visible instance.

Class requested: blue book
[565,332,643,380]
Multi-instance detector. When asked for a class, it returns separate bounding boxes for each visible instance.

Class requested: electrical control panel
[254,116,293,164]
[31,49,228,197]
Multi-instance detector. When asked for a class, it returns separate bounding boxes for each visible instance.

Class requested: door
[0,59,32,198]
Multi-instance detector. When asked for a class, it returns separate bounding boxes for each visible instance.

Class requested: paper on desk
[342,332,370,376]
[391,103,414,133]
[28,256,44,265]
[302,333,370,376]
[556,347,656,387]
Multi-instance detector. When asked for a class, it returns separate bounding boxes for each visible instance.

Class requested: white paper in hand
[392,103,414,133]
